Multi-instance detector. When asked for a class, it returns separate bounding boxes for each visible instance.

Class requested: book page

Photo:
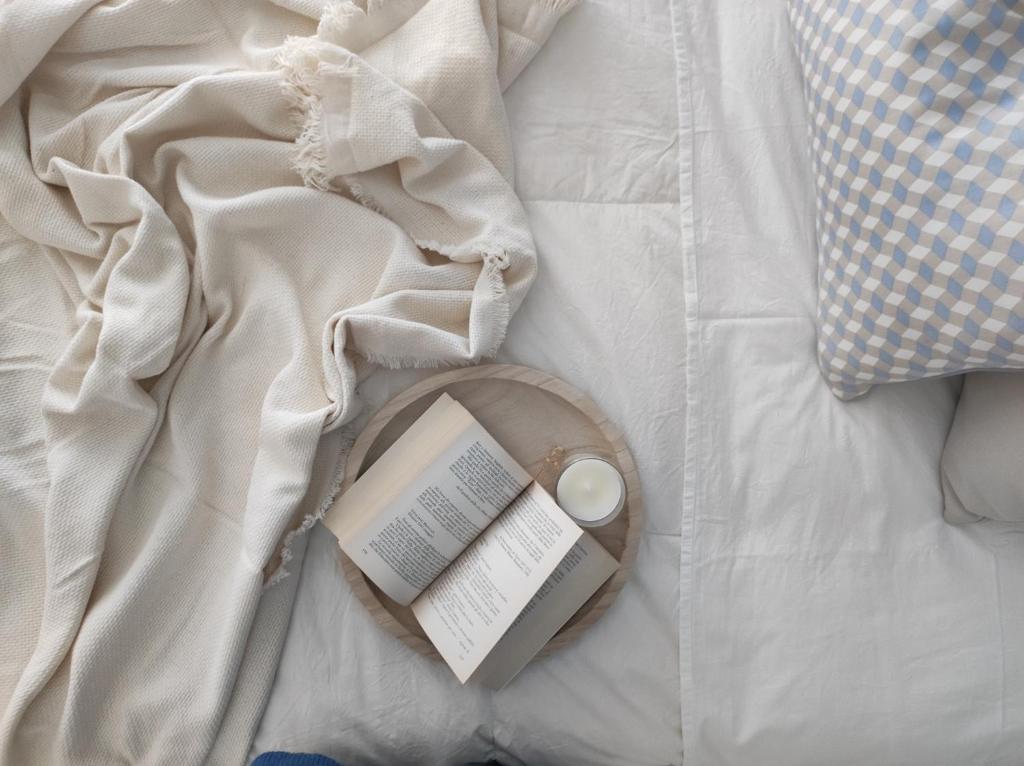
[323,394,533,606]
[410,481,582,683]
[469,531,619,689]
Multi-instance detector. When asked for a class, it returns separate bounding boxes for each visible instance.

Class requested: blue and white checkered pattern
[790,0,1024,399]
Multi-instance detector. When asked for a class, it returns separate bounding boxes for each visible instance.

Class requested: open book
[324,393,619,687]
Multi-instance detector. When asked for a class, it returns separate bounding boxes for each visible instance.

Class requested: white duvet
[256,1,1024,765]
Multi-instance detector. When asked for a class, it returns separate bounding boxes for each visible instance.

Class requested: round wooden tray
[336,364,642,660]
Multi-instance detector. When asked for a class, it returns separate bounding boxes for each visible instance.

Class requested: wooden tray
[335,364,642,660]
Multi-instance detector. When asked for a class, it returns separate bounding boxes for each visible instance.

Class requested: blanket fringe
[319,0,365,35]
[353,251,511,370]
[345,173,518,269]
[275,38,348,192]
[482,250,512,360]
[342,176,387,215]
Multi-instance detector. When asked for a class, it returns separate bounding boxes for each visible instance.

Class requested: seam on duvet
[993,551,1007,752]
[670,0,701,763]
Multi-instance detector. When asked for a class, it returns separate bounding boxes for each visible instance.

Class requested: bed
[1,0,1020,763]
[253,1,1024,764]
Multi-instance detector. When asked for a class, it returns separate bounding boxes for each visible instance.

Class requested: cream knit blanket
[0,0,574,763]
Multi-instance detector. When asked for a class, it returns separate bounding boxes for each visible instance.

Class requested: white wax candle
[555,456,626,527]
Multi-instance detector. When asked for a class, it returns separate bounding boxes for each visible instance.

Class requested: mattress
[254,1,1024,764]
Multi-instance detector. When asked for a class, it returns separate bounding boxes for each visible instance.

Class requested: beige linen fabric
[941,372,1024,524]
[0,0,575,763]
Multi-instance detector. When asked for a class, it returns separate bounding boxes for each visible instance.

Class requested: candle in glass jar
[555,455,626,527]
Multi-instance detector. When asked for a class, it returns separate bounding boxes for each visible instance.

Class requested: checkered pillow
[790,0,1024,399]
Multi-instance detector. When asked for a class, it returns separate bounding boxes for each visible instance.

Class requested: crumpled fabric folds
[0,0,576,763]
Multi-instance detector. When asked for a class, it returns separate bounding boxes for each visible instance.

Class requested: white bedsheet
[256,1,1024,764]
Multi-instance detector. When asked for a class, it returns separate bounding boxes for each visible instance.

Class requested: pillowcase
[789,0,1024,399]
[941,371,1024,524]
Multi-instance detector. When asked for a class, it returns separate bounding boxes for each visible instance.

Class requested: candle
[555,455,626,527]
